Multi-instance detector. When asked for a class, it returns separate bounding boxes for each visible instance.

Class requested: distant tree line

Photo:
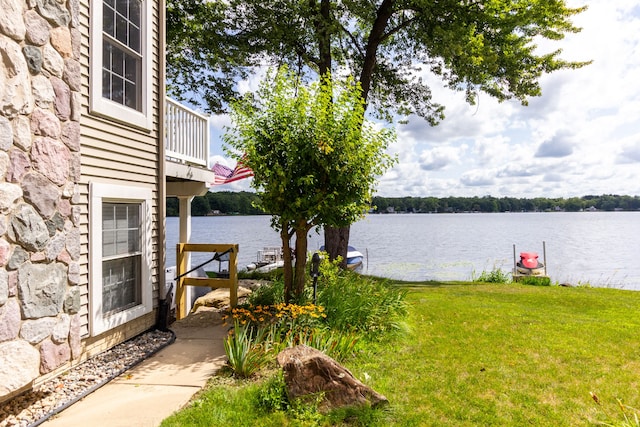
[372,194,640,213]
[166,191,264,216]
[168,193,640,216]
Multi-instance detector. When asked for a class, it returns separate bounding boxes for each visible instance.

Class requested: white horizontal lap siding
[77,0,162,338]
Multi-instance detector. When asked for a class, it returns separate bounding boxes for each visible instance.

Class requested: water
[166,212,640,290]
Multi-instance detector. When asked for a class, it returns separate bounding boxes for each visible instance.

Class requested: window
[90,0,152,129]
[90,183,152,336]
[101,203,142,314]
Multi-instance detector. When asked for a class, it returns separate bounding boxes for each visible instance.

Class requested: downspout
[157,0,168,322]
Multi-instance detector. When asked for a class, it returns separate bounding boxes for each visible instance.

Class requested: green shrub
[317,264,408,339]
[472,267,511,283]
[223,321,272,378]
[247,280,285,306]
[256,371,289,413]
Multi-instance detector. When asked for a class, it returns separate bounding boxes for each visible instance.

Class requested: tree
[223,68,395,301]
[167,0,590,261]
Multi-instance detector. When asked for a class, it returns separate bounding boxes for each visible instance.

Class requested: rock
[0,298,21,341]
[0,116,11,150]
[64,284,80,313]
[31,137,70,185]
[276,345,388,412]
[0,0,26,41]
[22,45,42,74]
[18,262,67,318]
[42,43,64,77]
[0,268,7,304]
[50,76,71,120]
[36,0,71,28]
[0,340,40,396]
[52,313,70,343]
[60,119,80,151]
[69,313,81,359]
[22,172,60,219]
[50,27,72,58]
[31,74,55,109]
[46,231,66,261]
[63,58,80,91]
[24,9,51,46]
[191,286,252,312]
[0,35,34,117]
[12,115,32,150]
[0,182,23,212]
[39,339,70,373]
[20,317,57,344]
[31,108,61,138]
[7,148,31,183]
[0,153,7,185]
[8,246,29,269]
[10,204,50,252]
[65,227,80,260]
[0,240,10,267]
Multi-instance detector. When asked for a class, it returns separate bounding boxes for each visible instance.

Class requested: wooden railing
[165,98,209,167]
[175,243,238,320]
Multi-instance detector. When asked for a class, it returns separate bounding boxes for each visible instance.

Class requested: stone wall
[0,0,82,402]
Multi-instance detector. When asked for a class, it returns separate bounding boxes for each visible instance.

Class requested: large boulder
[191,286,251,312]
[276,345,388,412]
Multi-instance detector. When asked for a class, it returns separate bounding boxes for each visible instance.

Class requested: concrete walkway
[42,311,228,427]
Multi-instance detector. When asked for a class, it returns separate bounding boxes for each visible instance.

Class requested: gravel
[0,329,174,427]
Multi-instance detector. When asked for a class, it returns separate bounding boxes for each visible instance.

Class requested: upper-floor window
[91,0,152,129]
[102,0,142,111]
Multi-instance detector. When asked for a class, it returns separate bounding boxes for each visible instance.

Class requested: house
[0,0,214,402]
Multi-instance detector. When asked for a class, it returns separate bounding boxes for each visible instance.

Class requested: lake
[166,212,640,290]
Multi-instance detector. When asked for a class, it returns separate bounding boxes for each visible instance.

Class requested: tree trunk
[324,225,349,269]
[293,221,309,299]
[281,227,294,302]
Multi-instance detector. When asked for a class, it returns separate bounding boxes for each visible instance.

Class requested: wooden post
[175,243,239,320]
[229,248,238,308]
[176,243,188,320]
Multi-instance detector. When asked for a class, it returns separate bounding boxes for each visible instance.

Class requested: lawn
[161,282,640,426]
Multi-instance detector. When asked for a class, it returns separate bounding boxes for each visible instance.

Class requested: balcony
[165,98,216,196]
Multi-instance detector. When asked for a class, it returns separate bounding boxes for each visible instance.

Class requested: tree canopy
[223,68,395,300]
[167,0,590,121]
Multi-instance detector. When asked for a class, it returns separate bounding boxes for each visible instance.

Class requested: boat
[515,251,546,275]
[512,242,548,279]
[319,245,365,270]
[346,246,364,270]
[246,247,285,273]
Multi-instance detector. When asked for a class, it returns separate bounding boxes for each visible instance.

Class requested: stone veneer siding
[0,0,84,401]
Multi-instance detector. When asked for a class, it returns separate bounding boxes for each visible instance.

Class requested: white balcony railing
[165,97,210,167]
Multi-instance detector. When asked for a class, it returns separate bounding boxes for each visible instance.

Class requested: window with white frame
[90,183,153,336]
[90,0,152,129]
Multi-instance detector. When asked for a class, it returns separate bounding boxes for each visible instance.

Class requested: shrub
[247,280,285,306]
[223,321,272,378]
[256,371,289,413]
[473,267,511,283]
[317,265,408,339]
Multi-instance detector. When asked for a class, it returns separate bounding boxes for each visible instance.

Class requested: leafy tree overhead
[223,68,395,301]
[166,0,590,261]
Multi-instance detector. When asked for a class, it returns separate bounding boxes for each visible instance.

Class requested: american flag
[211,161,253,185]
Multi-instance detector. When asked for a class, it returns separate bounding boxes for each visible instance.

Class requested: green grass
[161,282,640,426]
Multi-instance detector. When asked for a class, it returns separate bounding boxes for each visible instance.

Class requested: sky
[206,1,640,199]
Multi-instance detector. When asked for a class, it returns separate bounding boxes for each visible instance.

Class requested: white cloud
[206,1,640,199]
[375,0,640,198]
